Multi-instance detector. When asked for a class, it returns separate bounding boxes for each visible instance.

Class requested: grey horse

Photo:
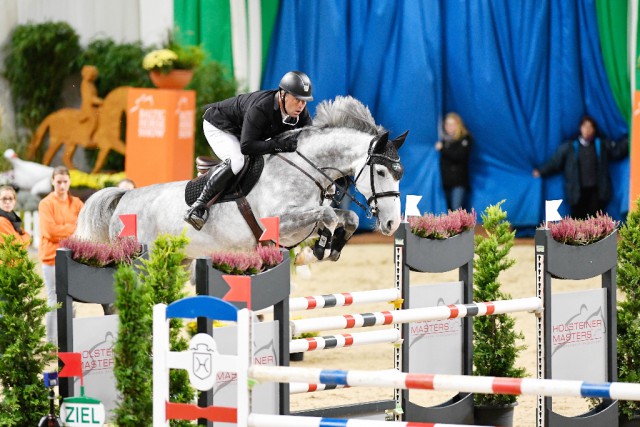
[74,96,407,262]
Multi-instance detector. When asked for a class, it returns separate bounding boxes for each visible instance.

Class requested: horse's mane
[313,96,385,135]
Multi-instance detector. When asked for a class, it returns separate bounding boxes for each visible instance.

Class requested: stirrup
[184,206,209,231]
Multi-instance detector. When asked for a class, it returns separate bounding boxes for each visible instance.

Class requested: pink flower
[547,212,617,245]
[409,208,477,239]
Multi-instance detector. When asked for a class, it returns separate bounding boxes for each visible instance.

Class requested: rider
[184,70,314,230]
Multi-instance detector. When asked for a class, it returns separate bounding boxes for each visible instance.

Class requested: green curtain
[173,0,279,84]
[595,0,631,123]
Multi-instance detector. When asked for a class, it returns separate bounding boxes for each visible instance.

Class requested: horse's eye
[376,169,386,177]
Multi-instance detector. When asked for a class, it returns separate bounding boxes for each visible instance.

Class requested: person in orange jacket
[38,166,84,345]
[0,185,31,248]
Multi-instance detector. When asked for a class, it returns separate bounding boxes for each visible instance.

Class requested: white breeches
[203,120,245,174]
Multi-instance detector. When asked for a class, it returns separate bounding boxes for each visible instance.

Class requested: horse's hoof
[328,250,342,262]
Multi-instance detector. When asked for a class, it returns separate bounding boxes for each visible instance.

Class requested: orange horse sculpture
[26,67,129,173]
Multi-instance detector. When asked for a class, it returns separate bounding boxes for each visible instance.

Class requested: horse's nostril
[386,220,394,230]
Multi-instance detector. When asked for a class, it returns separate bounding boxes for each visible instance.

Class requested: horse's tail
[75,187,126,242]
[26,116,52,160]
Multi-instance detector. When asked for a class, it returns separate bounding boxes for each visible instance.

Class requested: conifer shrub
[617,199,640,420]
[473,201,526,406]
[138,232,193,424]
[0,234,56,424]
[113,264,152,426]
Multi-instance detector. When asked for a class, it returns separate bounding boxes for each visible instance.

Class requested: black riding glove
[271,138,298,153]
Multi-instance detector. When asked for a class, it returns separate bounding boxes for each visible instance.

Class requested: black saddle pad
[184,156,264,205]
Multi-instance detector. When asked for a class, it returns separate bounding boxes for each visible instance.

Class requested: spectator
[0,185,31,248]
[38,166,84,345]
[435,112,473,211]
[533,115,628,219]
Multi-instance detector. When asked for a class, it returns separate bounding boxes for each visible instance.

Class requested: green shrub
[2,22,81,132]
[139,232,193,425]
[80,38,151,97]
[473,201,526,406]
[617,198,640,420]
[0,234,57,425]
[113,264,153,426]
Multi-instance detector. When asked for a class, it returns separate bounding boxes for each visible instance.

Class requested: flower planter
[404,226,475,273]
[543,229,618,280]
[149,69,193,90]
[197,253,291,311]
[473,403,517,426]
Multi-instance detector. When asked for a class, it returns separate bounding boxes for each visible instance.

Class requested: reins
[274,138,400,219]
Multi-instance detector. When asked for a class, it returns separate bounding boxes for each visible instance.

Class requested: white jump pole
[247,413,490,427]
[289,328,401,353]
[250,365,640,401]
[290,297,542,335]
[289,288,402,310]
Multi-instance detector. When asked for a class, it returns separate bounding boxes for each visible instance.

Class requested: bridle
[275,137,401,219]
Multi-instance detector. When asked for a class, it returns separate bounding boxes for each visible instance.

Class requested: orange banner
[125,88,196,187]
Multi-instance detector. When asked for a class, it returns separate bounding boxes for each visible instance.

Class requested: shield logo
[192,344,212,380]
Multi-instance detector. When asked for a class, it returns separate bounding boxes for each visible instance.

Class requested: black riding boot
[184,160,235,230]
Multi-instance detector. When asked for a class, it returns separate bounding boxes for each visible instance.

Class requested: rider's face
[283,93,306,118]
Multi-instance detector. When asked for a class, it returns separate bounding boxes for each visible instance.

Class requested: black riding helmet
[279,71,313,101]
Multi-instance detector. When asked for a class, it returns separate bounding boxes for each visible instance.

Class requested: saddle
[184,155,266,241]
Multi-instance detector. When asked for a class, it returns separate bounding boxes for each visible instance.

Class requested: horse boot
[313,227,333,260]
[184,159,235,231]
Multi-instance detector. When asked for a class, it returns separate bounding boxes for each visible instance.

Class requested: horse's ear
[392,130,409,150]
[372,131,389,154]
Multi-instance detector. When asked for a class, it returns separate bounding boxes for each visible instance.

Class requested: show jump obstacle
[152,295,640,427]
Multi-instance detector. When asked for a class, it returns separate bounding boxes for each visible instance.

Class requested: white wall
[0,0,173,135]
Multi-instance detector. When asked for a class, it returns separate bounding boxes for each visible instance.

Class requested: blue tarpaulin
[262,0,629,230]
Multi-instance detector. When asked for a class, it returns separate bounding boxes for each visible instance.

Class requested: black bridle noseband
[275,138,401,219]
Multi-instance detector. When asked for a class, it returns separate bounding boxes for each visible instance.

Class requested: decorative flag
[259,216,280,247]
[222,275,252,310]
[405,195,422,218]
[545,199,563,223]
[118,214,137,238]
[58,352,83,378]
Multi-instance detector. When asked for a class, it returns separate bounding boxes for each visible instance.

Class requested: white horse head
[75,95,407,262]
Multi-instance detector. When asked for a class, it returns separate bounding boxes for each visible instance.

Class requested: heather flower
[60,236,142,267]
[211,246,285,275]
[546,212,617,245]
[409,208,477,239]
[257,246,284,268]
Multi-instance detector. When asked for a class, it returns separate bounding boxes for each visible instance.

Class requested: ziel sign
[60,399,105,427]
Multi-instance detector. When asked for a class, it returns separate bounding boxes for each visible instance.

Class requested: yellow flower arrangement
[142,49,179,73]
[70,170,127,189]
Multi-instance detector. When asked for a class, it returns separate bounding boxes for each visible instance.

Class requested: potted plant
[616,200,640,426]
[473,201,526,426]
[142,39,205,90]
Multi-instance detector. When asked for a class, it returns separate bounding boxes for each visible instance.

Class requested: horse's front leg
[279,206,339,263]
[327,208,359,261]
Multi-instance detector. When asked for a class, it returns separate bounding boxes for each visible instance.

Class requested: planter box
[404,227,475,273]
[196,253,291,311]
[544,229,618,280]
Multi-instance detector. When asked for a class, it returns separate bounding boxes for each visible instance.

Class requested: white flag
[405,195,422,218]
[545,199,563,223]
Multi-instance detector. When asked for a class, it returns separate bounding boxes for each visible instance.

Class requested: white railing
[20,211,39,249]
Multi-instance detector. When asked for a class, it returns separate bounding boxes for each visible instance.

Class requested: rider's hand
[272,138,298,153]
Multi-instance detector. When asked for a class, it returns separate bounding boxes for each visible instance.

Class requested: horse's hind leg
[92,147,111,174]
[42,136,63,166]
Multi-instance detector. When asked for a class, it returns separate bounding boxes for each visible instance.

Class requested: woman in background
[435,112,473,211]
[0,185,31,247]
